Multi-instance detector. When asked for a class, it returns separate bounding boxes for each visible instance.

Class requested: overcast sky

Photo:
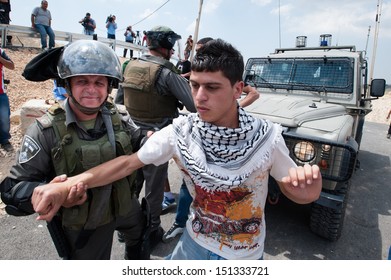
[8,0,391,82]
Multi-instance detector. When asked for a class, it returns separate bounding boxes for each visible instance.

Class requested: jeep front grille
[283,135,357,182]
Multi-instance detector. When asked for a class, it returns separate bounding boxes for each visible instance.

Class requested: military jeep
[243,35,386,241]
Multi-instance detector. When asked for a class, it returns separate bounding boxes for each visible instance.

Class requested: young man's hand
[31,177,87,221]
[279,164,322,204]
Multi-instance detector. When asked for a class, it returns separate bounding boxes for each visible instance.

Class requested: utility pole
[190,0,203,62]
[364,25,371,58]
[278,0,281,48]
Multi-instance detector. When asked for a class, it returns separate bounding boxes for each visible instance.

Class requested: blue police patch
[19,135,41,164]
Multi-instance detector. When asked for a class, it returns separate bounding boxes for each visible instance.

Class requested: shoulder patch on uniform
[36,114,53,129]
[18,135,42,164]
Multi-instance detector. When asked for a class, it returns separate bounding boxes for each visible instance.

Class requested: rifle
[47,215,71,259]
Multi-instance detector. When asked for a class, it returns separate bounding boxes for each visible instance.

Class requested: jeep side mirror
[370,79,386,97]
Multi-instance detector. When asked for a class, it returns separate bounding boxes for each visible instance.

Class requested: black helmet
[57,40,123,88]
[146,26,181,50]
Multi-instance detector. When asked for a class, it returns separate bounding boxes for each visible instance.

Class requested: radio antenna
[369,0,382,81]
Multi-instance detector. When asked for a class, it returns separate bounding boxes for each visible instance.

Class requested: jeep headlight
[293,141,315,162]
[322,144,331,152]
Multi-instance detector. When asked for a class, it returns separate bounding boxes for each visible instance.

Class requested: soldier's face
[70,75,108,109]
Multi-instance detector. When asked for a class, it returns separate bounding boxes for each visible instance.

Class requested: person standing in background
[0,47,15,152]
[79,12,96,36]
[106,14,117,39]
[176,50,191,81]
[184,35,193,56]
[142,31,147,46]
[31,1,55,50]
[123,25,136,58]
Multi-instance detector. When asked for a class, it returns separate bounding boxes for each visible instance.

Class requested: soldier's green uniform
[0,40,148,260]
[1,100,146,259]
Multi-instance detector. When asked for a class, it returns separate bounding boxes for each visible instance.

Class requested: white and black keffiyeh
[173,107,282,191]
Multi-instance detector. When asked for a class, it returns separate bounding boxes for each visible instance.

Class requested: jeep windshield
[244,57,353,94]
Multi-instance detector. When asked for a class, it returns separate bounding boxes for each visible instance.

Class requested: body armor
[122,57,179,123]
[40,104,135,230]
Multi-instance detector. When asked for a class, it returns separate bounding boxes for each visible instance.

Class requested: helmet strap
[70,95,104,115]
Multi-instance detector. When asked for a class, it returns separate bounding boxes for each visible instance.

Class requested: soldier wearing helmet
[57,40,123,115]
[117,25,196,248]
[0,40,149,260]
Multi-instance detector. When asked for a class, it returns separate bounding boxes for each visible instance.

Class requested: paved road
[0,121,390,260]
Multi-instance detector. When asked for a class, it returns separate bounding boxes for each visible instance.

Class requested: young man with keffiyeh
[31,39,322,260]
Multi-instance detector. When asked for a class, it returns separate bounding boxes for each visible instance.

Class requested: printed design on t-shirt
[191,185,263,246]
[18,135,41,164]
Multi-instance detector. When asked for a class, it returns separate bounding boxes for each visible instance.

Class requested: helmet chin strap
[69,95,106,115]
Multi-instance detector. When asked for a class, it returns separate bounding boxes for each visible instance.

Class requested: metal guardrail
[0,23,147,53]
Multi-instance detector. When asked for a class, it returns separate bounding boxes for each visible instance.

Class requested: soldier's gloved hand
[50,174,88,208]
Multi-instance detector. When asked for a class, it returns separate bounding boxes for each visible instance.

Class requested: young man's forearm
[68,153,144,189]
[32,153,145,221]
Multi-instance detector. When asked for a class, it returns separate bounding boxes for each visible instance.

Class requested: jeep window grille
[245,57,354,94]
[283,135,357,182]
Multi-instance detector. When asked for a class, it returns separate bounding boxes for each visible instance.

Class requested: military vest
[122,56,179,123]
[38,103,135,230]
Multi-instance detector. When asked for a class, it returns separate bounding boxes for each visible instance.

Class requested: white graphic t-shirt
[138,110,296,259]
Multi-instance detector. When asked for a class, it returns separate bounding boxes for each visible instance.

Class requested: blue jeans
[34,24,55,49]
[0,93,11,144]
[166,229,227,260]
[167,229,264,260]
[84,29,94,35]
[175,181,193,227]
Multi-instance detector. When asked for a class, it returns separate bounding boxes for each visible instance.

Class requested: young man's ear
[234,81,244,98]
